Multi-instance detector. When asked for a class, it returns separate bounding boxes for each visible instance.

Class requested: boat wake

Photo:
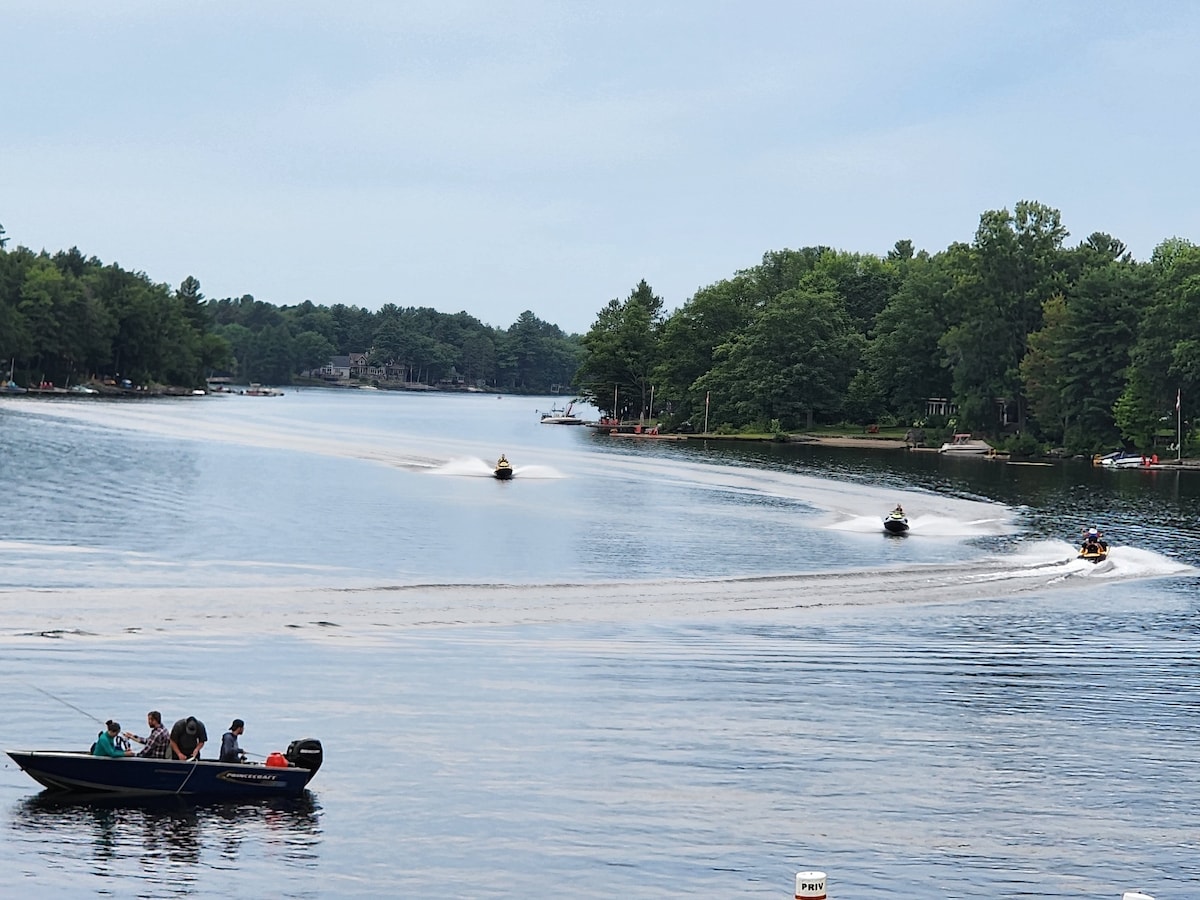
[431,458,566,478]
[1,547,1192,641]
[828,513,1013,537]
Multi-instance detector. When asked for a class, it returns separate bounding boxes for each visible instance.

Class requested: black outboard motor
[286,738,323,774]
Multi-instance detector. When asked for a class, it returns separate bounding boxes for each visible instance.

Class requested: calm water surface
[1,391,1198,898]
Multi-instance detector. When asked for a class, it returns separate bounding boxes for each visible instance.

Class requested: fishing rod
[23,682,105,726]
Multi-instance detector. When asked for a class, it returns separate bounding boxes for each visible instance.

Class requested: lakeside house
[308,352,401,383]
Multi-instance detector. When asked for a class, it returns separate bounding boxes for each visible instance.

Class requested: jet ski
[1078,527,1108,562]
[493,455,514,480]
[883,508,909,534]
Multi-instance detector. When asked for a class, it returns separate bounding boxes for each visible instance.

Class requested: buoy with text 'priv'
[795,871,826,899]
[1122,892,1154,900]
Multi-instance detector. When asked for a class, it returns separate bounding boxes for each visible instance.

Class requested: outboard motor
[285,738,323,774]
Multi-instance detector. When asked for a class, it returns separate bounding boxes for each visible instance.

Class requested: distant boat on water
[938,433,993,454]
[540,401,585,425]
[3,358,24,394]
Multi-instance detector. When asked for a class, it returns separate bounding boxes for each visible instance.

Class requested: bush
[1001,432,1042,457]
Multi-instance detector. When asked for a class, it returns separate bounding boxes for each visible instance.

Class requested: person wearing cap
[93,719,134,758]
[219,719,246,763]
[169,715,208,761]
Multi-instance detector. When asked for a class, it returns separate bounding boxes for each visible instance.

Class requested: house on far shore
[307,352,409,383]
[310,352,367,382]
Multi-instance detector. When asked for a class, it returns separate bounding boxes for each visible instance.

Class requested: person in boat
[891,504,905,518]
[496,454,509,468]
[170,715,208,761]
[1081,527,1107,554]
[93,719,134,758]
[219,718,247,763]
[124,710,171,759]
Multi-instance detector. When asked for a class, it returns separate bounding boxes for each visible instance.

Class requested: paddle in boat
[883,505,909,535]
[494,454,514,480]
[1078,527,1108,563]
[6,738,323,798]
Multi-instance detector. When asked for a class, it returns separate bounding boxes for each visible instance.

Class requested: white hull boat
[938,433,993,454]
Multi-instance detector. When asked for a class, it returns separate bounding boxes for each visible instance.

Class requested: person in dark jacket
[219,719,246,763]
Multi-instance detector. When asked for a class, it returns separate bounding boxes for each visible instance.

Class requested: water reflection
[10,792,321,882]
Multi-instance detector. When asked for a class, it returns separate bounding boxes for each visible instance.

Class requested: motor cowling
[285,738,323,774]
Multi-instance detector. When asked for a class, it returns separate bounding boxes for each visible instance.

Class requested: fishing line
[22,681,104,726]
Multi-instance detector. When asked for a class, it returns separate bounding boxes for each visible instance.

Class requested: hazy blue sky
[5,1,1199,333]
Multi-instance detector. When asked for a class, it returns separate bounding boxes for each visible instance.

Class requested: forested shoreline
[2,200,1197,455]
[578,200,1197,455]
[0,223,581,395]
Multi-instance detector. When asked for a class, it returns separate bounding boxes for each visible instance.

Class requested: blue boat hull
[6,750,318,798]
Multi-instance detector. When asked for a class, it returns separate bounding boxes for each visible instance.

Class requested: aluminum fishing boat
[6,738,322,798]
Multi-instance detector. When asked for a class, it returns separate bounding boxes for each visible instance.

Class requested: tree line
[4,202,1196,455]
[0,226,581,393]
[574,201,1198,454]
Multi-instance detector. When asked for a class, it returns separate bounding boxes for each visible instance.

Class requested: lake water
[1,390,1198,898]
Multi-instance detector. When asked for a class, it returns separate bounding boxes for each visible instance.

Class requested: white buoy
[1122,893,1155,900]
[795,870,827,899]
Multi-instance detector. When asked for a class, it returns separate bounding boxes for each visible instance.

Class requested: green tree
[1022,255,1147,450]
[1116,239,1200,448]
[861,247,962,423]
[653,276,757,426]
[576,280,664,418]
[697,287,863,430]
[940,201,1068,432]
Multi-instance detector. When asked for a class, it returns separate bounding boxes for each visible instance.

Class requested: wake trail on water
[7,399,1195,643]
[1,547,1193,641]
[431,457,567,478]
[9,397,1008,521]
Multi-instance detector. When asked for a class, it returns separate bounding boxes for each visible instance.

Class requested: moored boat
[243,384,284,396]
[540,401,585,425]
[1096,450,1148,469]
[938,433,993,454]
[3,359,24,393]
[6,738,323,798]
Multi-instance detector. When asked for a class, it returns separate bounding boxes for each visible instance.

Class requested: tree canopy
[0,229,581,392]
[4,203,1197,455]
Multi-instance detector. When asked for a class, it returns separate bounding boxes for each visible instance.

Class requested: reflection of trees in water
[12,792,321,884]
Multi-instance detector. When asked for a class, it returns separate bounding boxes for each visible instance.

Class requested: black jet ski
[494,455,514,480]
[883,509,909,534]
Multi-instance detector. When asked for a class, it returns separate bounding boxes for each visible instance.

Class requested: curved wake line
[1,550,1192,641]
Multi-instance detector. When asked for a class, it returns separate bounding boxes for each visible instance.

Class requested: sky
[4,1,1200,335]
